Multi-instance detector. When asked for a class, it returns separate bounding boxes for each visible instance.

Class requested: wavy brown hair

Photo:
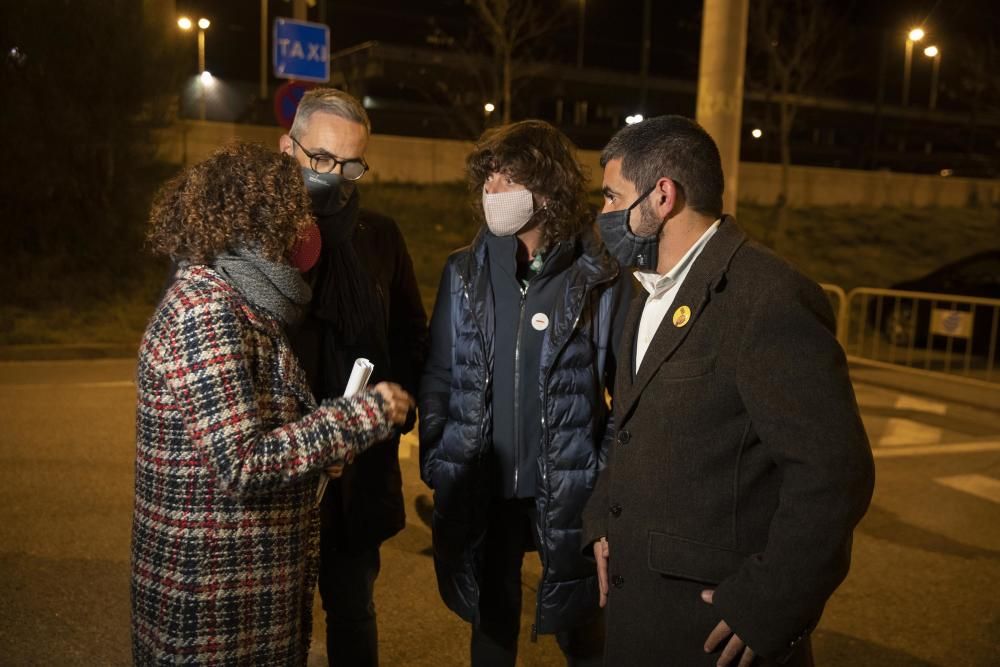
[147,142,311,263]
[466,120,591,246]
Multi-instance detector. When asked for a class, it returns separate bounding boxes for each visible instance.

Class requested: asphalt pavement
[0,358,997,666]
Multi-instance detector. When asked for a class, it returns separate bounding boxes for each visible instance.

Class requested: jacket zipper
[512,284,529,496]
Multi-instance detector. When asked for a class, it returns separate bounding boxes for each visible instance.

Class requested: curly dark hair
[147,142,311,263]
[466,120,591,246]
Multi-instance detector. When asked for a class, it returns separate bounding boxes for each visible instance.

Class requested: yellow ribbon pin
[672,305,691,328]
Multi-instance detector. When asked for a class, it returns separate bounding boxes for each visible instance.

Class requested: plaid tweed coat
[131,265,392,665]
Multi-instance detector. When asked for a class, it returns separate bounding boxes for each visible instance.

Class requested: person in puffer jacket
[418,120,631,666]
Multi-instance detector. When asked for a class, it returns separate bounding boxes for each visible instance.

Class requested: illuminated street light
[902,26,925,106]
[751,128,763,139]
[178,16,212,120]
[625,114,644,125]
[200,71,214,84]
[484,102,496,113]
[923,45,941,110]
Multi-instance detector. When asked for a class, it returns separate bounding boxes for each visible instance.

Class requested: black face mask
[302,168,355,217]
[596,186,659,270]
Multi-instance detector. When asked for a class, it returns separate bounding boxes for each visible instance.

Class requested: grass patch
[3,182,997,349]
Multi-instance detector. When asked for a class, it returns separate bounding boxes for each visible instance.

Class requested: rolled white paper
[316,358,375,504]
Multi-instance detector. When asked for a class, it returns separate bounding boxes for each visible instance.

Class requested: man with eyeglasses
[281,88,428,667]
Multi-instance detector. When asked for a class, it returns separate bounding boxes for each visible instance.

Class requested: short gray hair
[290,88,371,137]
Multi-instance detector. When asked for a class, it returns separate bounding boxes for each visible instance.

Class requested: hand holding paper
[316,358,375,504]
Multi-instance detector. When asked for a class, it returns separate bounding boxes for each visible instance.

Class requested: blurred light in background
[200,71,214,85]
[177,16,192,30]
[923,45,938,58]
[484,102,496,113]
[908,27,925,42]
[751,128,763,139]
[625,114,644,125]
[198,18,211,30]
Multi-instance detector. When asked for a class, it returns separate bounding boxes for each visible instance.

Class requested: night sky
[173,0,998,110]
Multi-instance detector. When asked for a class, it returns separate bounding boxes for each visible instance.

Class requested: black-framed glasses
[289,135,369,181]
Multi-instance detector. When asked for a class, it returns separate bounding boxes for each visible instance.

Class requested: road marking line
[874,441,1000,458]
[934,474,1000,504]
[894,394,948,415]
[877,417,943,447]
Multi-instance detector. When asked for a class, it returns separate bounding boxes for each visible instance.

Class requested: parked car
[868,249,1000,353]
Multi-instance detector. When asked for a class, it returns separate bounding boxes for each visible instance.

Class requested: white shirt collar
[634,219,721,296]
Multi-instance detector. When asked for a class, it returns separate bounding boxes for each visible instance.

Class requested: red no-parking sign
[273,81,315,129]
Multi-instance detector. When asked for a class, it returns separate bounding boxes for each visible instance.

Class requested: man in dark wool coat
[281,88,428,667]
[583,115,875,667]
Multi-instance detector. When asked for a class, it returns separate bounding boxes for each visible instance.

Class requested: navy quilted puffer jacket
[419,227,630,635]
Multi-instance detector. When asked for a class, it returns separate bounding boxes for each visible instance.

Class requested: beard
[633,198,664,238]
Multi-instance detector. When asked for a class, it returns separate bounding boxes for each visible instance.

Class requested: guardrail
[840,287,1000,387]
[820,283,848,345]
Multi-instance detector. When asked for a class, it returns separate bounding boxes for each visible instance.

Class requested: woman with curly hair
[131,142,412,665]
[418,120,631,665]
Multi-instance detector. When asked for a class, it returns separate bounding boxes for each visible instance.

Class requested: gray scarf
[210,248,312,326]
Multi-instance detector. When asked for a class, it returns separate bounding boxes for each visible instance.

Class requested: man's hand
[702,589,755,667]
[594,537,610,608]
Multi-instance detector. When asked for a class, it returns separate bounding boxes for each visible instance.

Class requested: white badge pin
[531,313,550,331]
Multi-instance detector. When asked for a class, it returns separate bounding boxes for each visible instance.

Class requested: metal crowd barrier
[837,287,1000,387]
[820,283,848,346]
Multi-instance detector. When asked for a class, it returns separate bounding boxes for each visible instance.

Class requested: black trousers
[470,498,605,667]
[318,530,382,667]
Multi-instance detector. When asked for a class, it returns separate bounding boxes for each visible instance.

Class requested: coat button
[617,430,630,445]
[609,504,622,517]
[612,575,624,588]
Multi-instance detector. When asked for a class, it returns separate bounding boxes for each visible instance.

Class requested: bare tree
[749,0,850,249]
[468,0,569,124]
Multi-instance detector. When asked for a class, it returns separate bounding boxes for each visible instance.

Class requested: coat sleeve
[417,261,456,489]
[712,273,875,659]
[583,273,634,555]
[160,298,394,498]
[386,217,429,433]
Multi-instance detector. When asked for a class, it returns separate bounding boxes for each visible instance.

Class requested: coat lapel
[614,288,646,398]
[615,217,747,421]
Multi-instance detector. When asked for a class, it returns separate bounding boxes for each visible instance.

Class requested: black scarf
[311,188,379,346]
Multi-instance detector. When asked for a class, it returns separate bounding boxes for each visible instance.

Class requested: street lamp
[902,27,924,106]
[751,128,763,139]
[178,16,211,120]
[923,45,941,110]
